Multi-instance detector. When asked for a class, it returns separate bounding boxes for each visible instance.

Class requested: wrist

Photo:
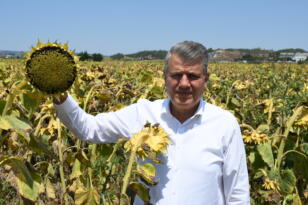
[53,93,68,105]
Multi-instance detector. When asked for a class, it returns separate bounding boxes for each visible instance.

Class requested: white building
[292,53,308,62]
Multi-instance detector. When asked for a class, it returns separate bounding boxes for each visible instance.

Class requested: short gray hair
[164,41,209,76]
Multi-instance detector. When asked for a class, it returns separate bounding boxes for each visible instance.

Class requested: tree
[92,53,103,61]
[78,51,91,61]
[126,50,167,60]
[207,48,214,53]
[277,48,306,53]
[241,54,255,61]
[110,53,125,60]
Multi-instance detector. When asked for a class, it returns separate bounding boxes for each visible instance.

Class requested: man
[54,41,250,204]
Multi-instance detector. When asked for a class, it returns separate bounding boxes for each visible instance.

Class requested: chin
[175,99,195,107]
[178,96,194,103]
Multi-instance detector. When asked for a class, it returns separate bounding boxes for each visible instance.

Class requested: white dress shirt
[55,94,250,205]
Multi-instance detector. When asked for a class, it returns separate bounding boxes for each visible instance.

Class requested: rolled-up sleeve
[54,94,141,143]
[223,120,250,204]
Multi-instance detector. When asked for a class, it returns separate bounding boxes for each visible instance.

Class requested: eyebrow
[168,71,202,75]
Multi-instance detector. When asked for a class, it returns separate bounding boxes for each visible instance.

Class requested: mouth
[176,92,192,97]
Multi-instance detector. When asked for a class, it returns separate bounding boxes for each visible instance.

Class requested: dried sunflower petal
[125,123,171,160]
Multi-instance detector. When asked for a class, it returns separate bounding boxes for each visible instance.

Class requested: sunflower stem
[2,80,27,116]
[266,96,273,127]
[120,146,137,205]
[275,106,303,170]
[57,118,68,205]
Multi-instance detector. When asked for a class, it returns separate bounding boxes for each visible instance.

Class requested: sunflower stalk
[120,134,146,205]
[2,80,28,116]
[225,85,234,108]
[266,97,274,127]
[120,146,137,205]
[57,118,68,205]
[275,106,304,170]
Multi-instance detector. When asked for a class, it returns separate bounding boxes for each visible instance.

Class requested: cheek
[165,79,177,89]
[192,82,206,92]
[164,82,173,94]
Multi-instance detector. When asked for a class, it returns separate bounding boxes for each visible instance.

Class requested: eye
[187,74,200,80]
[170,73,183,80]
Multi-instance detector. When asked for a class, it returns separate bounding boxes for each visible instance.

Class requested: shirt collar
[195,99,205,117]
[161,98,171,115]
[161,98,206,118]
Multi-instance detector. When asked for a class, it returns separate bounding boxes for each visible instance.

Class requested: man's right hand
[53,92,68,105]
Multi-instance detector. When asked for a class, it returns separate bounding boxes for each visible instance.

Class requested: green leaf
[230,97,240,107]
[302,143,308,155]
[278,169,296,194]
[248,151,265,170]
[283,193,302,205]
[70,158,82,180]
[75,184,100,205]
[0,115,32,139]
[253,170,264,179]
[257,142,274,168]
[6,116,30,131]
[0,156,42,201]
[136,163,157,185]
[268,169,280,180]
[28,135,51,155]
[20,91,42,113]
[47,163,55,177]
[140,70,153,83]
[284,106,304,136]
[128,182,150,203]
[97,91,112,103]
[289,150,308,181]
[257,124,269,132]
[45,178,56,199]
[209,73,220,81]
[147,85,164,100]
[0,116,12,130]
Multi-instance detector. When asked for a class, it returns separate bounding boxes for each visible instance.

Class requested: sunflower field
[0,57,307,204]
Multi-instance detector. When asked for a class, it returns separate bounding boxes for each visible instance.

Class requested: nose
[179,74,190,88]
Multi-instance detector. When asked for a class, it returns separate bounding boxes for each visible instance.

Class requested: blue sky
[1,0,307,55]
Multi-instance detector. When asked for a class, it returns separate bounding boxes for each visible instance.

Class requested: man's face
[165,54,208,113]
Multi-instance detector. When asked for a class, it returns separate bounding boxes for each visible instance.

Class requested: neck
[170,102,200,123]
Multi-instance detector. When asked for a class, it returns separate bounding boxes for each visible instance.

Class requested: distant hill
[113,48,308,62]
[1,48,307,63]
[126,50,167,60]
[276,48,306,53]
[0,50,24,58]
[109,50,167,60]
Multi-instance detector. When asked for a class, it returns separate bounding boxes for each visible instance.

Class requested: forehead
[168,54,203,73]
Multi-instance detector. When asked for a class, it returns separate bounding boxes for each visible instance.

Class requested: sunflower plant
[120,122,170,205]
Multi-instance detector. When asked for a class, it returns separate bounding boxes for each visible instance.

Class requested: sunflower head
[262,178,280,192]
[125,123,171,161]
[242,129,269,145]
[25,41,77,94]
